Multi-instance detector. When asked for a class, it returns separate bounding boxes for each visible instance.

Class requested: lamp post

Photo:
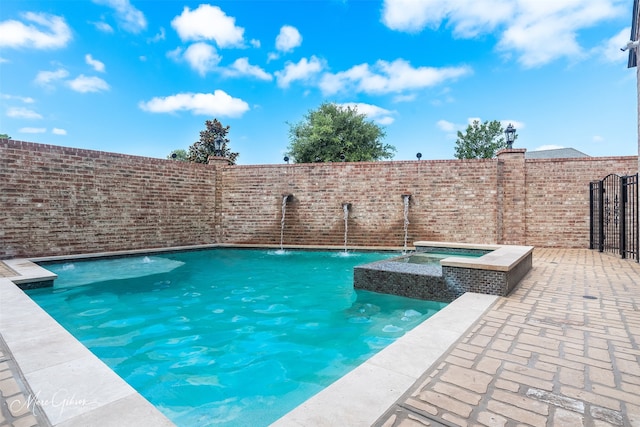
[416,152,422,160]
[284,156,289,164]
[213,135,223,157]
[505,124,516,149]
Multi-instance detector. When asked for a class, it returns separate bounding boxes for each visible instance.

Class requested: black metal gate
[590,173,639,261]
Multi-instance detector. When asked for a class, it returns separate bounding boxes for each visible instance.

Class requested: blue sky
[0,0,637,164]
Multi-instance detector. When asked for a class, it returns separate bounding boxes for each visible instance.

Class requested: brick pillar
[497,148,526,245]
[208,156,230,243]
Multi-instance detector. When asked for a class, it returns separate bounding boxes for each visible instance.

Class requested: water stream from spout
[343,204,349,253]
[279,195,288,252]
[403,195,410,254]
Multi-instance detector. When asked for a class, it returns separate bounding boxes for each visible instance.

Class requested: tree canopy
[454,120,516,159]
[286,102,395,163]
[188,119,239,165]
[167,149,188,161]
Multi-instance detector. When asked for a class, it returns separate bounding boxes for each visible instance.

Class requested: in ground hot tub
[354,242,533,302]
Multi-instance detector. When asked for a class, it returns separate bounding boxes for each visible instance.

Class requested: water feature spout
[402,194,411,254]
[279,194,293,251]
[342,203,351,253]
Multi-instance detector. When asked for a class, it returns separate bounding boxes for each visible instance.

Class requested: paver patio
[376,248,640,427]
[2,248,640,426]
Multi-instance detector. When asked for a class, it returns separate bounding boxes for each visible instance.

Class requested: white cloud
[338,102,396,125]
[67,75,110,93]
[276,25,302,52]
[166,47,182,62]
[1,94,35,103]
[19,127,46,133]
[593,135,604,142]
[382,0,513,36]
[275,56,324,88]
[381,0,627,68]
[594,27,631,63]
[223,58,272,80]
[436,119,456,132]
[149,28,165,43]
[0,12,72,49]
[393,93,417,103]
[250,39,260,48]
[320,59,472,95]
[139,91,249,117]
[431,88,455,105]
[91,21,114,33]
[85,54,106,72]
[93,0,147,33]
[267,52,279,62]
[7,107,42,119]
[377,116,395,126]
[499,14,581,67]
[171,5,245,48]
[34,68,70,87]
[382,0,448,33]
[183,42,221,76]
[52,128,67,135]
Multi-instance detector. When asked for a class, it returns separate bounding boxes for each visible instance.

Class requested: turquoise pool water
[28,249,447,426]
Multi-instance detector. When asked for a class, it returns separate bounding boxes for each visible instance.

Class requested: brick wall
[219,159,499,247]
[497,149,527,245]
[0,139,637,258]
[524,156,638,248]
[1,140,217,258]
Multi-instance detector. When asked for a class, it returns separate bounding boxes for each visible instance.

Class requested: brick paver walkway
[0,334,50,427]
[376,248,640,426]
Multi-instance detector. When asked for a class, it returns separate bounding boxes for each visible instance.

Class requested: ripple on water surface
[29,249,448,427]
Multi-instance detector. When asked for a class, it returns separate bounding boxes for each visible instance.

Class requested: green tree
[454,120,516,159]
[0,133,11,139]
[188,119,239,165]
[286,102,394,163]
[167,149,188,161]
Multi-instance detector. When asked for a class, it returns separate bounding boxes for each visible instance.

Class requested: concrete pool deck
[2,248,640,426]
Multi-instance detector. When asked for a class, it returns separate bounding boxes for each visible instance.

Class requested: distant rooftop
[525,148,590,159]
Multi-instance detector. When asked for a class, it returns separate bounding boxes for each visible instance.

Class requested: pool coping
[0,276,176,427]
[1,245,498,426]
[271,292,497,426]
[414,241,534,272]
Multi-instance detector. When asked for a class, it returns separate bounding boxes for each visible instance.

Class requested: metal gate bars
[590,173,639,261]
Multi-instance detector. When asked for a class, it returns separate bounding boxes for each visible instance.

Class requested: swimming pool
[28,249,446,426]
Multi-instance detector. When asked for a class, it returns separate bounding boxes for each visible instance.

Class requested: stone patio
[2,248,640,426]
[375,248,640,426]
